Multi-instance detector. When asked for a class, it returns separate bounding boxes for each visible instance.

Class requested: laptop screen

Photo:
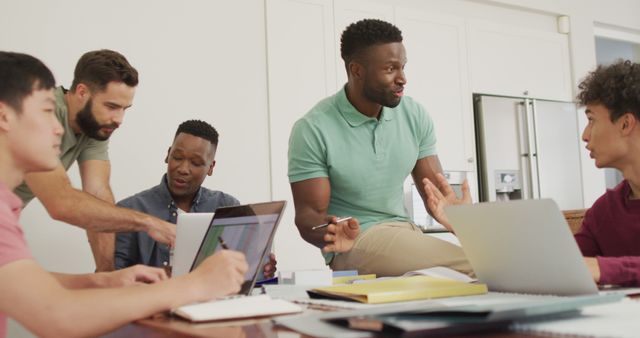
[190,201,286,295]
[445,199,598,296]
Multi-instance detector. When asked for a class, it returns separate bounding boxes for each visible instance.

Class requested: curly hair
[340,19,402,65]
[174,119,219,146]
[577,59,640,121]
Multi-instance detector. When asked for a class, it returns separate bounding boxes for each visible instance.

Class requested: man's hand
[146,219,177,247]
[95,265,168,288]
[322,216,360,253]
[190,250,248,301]
[423,173,471,232]
[584,257,601,283]
[262,253,277,279]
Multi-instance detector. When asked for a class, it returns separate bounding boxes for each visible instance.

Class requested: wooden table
[101,312,549,338]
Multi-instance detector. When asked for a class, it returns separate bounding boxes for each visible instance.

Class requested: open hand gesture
[321,216,360,253]
[423,173,471,231]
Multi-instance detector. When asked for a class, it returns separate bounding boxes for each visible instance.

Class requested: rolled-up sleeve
[597,256,640,286]
[574,208,601,257]
[288,119,328,183]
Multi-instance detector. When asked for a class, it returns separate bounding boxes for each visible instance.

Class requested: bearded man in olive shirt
[14,50,175,271]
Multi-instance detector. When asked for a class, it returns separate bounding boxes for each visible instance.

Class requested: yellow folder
[308,276,488,304]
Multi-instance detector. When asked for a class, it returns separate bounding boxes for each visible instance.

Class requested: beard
[75,99,118,141]
[362,82,402,108]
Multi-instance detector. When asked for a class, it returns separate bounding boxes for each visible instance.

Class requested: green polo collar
[336,86,394,127]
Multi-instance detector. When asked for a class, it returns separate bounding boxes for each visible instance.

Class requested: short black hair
[70,49,138,93]
[577,59,640,122]
[340,19,403,65]
[174,119,219,146]
[0,51,55,112]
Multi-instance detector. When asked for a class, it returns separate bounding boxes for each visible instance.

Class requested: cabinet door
[468,20,572,101]
[396,7,476,172]
[533,100,584,210]
[266,0,337,270]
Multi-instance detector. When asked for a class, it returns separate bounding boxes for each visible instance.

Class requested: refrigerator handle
[525,99,541,199]
[517,101,531,200]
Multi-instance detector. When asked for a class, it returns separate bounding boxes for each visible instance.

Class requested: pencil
[312,217,353,230]
[217,236,229,249]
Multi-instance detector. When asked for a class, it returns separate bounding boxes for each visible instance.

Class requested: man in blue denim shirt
[114,120,275,272]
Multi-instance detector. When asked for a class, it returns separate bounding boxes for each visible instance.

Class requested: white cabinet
[468,20,573,101]
[266,0,337,270]
[396,7,476,172]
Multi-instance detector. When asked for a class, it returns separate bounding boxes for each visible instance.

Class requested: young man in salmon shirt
[0,51,248,338]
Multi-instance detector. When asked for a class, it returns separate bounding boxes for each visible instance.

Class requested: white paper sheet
[512,298,640,338]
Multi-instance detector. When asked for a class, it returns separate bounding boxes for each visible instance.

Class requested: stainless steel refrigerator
[474,94,584,210]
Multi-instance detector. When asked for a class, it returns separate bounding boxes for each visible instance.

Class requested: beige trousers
[330,221,473,277]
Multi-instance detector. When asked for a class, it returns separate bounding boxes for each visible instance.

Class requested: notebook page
[173,294,302,322]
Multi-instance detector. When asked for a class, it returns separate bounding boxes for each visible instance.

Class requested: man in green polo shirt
[288,19,472,276]
[14,50,175,272]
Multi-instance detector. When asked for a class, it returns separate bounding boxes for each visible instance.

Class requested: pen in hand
[217,236,229,250]
[312,217,353,230]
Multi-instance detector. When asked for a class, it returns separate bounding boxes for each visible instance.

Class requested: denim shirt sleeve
[114,187,173,269]
[114,198,142,270]
[115,230,139,270]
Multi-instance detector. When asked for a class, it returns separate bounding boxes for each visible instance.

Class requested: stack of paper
[308,276,488,304]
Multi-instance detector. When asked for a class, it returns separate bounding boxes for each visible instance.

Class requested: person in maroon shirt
[574,59,640,286]
[421,59,640,287]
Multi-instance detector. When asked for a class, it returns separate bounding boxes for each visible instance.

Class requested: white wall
[591,0,640,31]
[1,0,272,273]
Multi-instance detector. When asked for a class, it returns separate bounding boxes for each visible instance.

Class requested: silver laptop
[445,199,598,296]
[190,201,286,295]
[172,212,215,277]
